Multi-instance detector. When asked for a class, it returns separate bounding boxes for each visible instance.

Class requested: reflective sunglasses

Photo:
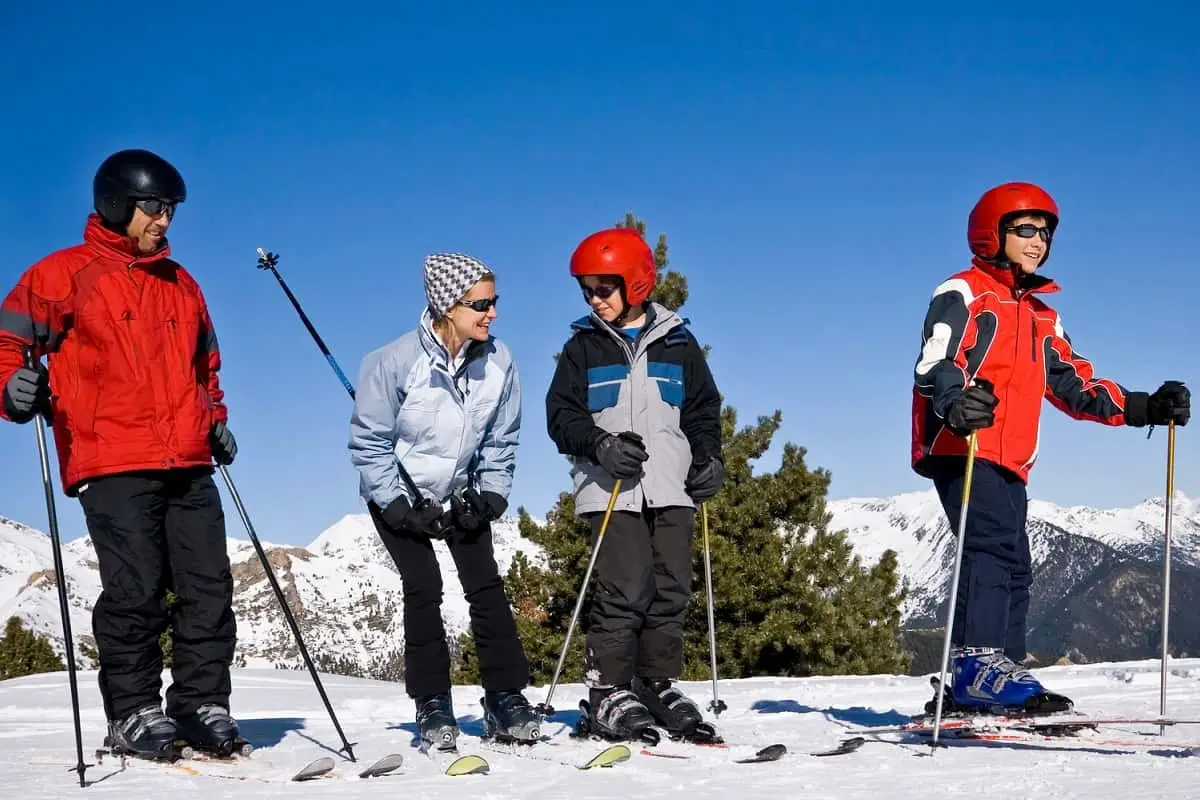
[458,295,499,312]
[1005,223,1052,242]
[580,283,621,301]
[135,198,177,218]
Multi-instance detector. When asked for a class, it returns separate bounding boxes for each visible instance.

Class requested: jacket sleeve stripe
[1042,317,1127,424]
[914,278,976,418]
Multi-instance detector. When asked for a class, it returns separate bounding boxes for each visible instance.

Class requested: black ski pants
[584,504,694,688]
[368,502,529,700]
[931,458,1031,662]
[78,468,237,722]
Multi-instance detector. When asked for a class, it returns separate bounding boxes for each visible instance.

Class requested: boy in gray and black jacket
[545,227,724,742]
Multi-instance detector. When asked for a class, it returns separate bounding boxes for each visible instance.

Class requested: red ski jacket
[0,215,226,494]
[912,258,1132,483]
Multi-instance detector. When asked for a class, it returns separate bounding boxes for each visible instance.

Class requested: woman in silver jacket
[349,253,537,751]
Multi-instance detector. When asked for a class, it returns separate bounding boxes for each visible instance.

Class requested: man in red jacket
[912,181,1189,715]
[0,149,241,759]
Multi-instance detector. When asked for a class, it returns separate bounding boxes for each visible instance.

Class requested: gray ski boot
[104,704,185,761]
[480,689,541,743]
[415,692,459,751]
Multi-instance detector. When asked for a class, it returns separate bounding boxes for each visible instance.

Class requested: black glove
[209,421,237,465]
[1125,381,1190,427]
[686,455,725,501]
[593,431,649,480]
[1149,380,1190,426]
[381,496,448,539]
[3,363,50,423]
[451,487,508,533]
[945,381,998,436]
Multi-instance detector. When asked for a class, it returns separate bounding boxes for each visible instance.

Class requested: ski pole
[216,464,358,762]
[254,248,431,511]
[23,347,89,786]
[536,480,622,719]
[700,503,726,717]
[1159,418,1176,734]
[930,378,991,749]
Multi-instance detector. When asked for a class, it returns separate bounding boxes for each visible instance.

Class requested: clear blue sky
[1,2,1196,546]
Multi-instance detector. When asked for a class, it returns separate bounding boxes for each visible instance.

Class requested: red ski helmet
[569,227,657,306]
[968,182,1059,263]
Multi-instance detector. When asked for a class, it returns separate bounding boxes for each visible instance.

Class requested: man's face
[126,199,175,254]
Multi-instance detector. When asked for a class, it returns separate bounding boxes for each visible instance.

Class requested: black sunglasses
[581,283,621,301]
[1005,223,1051,242]
[135,198,177,218]
[458,295,499,312]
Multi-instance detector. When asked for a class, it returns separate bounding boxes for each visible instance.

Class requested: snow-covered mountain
[830,489,1200,666]
[3,488,1197,677]
[0,511,547,677]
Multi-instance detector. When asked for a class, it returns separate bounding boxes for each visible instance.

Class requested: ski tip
[445,753,490,776]
[579,744,632,769]
[291,756,336,781]
[358,752,404,778]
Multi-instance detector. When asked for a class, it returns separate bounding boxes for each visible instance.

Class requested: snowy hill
[3,488,1197,677]
[8,660,1200,796]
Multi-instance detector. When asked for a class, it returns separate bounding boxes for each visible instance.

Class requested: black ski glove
[450,487,508,534]
[209,421,237,465]
[945,380,998,436]
[686,455,725,501]
[382,495,448,539]
[593,431,649,480]
[1124,381,1190,427]
[1149,380,1189,426]
[3,363,50,423]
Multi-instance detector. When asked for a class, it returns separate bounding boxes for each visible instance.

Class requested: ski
[90,746,337,782]
[861,725,1200,754]
[639,737,862,762]
[478,738,632,769]
[866,713,1200,736]
[91,741,401,781]
[417,742,490,776]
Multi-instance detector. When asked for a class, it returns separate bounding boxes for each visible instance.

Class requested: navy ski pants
[931,458,1031,661]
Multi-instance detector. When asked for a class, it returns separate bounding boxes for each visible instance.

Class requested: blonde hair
[433,271,495,340]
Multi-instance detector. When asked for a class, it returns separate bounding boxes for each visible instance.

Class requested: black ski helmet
[93,149,187,230]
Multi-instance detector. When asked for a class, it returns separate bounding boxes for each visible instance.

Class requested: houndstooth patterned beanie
[423,252,492,319]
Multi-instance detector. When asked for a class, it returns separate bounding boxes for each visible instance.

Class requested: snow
[6,659,1200,797]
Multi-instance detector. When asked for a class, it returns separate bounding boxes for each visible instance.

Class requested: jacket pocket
[648,361,684,407]
[586,364,628,412]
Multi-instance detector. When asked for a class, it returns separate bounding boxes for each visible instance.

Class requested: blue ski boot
[942,647,1073,716]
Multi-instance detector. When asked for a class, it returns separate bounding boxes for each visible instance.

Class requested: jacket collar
[83,213,174,265]
[570,302,685,347]
[418,307,488,373]
[970,256,1060,297]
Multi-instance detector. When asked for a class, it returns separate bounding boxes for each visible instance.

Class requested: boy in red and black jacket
[546,227,724,742]
[912,181,1189,714]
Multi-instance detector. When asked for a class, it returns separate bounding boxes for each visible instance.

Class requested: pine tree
[451,213,908,688]
[0,616,65,679]
[159,590,179,667]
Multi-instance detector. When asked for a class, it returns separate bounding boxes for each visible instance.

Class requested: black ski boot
[174,704,248,757]
[633,677,722,743]
[480,689,541,743]
[104,705,184,761]
[573,686,659,744]
[415,692,458,751]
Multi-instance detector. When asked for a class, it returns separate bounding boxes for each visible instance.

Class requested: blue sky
[0,2,1196,546]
